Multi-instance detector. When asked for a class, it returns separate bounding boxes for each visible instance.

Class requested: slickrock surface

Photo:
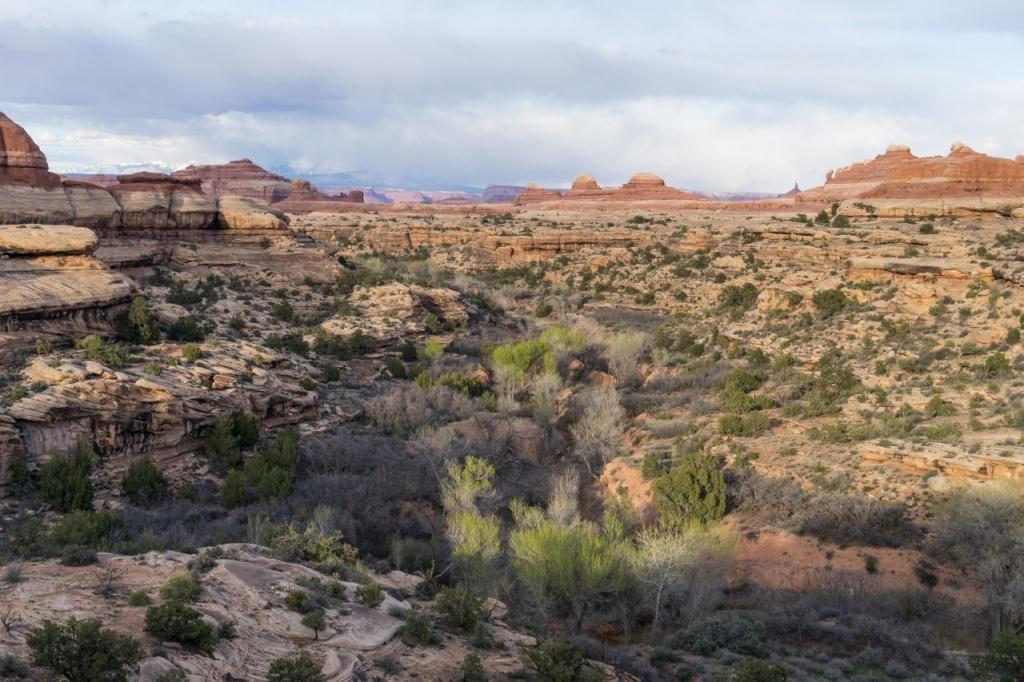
[0,544,545,681]
[216,195,290,230]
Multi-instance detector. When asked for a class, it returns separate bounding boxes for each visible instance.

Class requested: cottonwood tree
[441,457,502,594]
[570,384,624,477]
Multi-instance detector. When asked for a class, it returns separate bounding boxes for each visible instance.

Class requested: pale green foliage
[539,325,585,351]
[489,339,551,378]
[441,457,501,592]
[605,331,650,385]
[530,371,563,425]
[546,469,580,527]
[510,519,630,629]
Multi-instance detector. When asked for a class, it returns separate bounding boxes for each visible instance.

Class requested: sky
[1,0,1023,191]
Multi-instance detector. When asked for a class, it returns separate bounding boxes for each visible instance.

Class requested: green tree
[267,654,325,682]
[220,469,247,508]
[39,441,94,513]
[116,296,159,344]
[120,458,169,507]
[510,520,629,631]
[204,412,241,472]
[144,602,218,653]
[301,609,326,640]
[812,288,848,320]
[27,617,143,682]
[652,453,726,528]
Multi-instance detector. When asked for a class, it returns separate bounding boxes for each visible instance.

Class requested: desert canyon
[2,105,1024,682]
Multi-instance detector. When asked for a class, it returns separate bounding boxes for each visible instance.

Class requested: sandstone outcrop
[271,179,364,213]
[802,143,1024,207]
[480,184,525,203]
[0,544,552,680]
[171,158,294,201]
[517,173,703,205]
[0,224,135,365]
[321,282,475,346]
[514,182,565,204]
[109,173,219,230]
[216,195,290,230]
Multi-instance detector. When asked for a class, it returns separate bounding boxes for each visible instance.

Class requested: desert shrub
[434,583,488,633]
[160,571,202,602]
[812,288,848,319]
[523,639,602,682]
[718,283,759,320]
[220,469,247,508]
[313,329,373,360]
[399,609,439,646]
[794,493,919,547]
[535,300,554,318]
[298,430,440,558]
[718,412,769,437]
[121,457,170,507]
[364,384,477,437]
[47,510,123,552]
[232,410,260,448]
[540,325,586,350]
[974,630,1024,680]
[75,334,128,367]
[144,602,217,652]
[727,469,806,524]
[671,613,768,658]
[605,331,650,385]
[115,296,159,344]
[978,352,1012,379]
[490,338,551,378]
[286,589,314,613]
[0,654,28,678]
[270,524,359,570]
[267,654,326,682]
[60,544,98,566]
[265,332,310,356]
[717,657,788,681]
[128,590,152,606]
[460,653,487,682]
[180,343,202,362]
[356,581,385,607]
[832,215,851,229]
[652,453,727,527]
[39,441,94,512]
[165,315,211,342]
[27,617,143,682]
[244,426,300,501]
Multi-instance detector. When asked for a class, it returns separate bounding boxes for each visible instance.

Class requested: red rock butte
[172,159,364,209]
[518,172,703,204]
[800,142,1024,202]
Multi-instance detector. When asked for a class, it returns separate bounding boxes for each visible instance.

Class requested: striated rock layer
[517,172,704,204]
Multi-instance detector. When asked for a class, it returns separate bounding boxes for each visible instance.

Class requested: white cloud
[1,0,1023,190]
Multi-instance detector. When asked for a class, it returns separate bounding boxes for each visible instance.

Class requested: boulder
[216,196,289,230]
[0,224,98,255]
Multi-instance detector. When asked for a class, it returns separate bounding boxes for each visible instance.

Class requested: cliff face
[171,158,293,201]
[516,173,704,204]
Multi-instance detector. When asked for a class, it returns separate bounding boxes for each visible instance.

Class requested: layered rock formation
[171,160,365,211]
[801,143,1024,211]
[516,173,703,204]
[172,158,294,201]
[0,224,135,364]
[480,184,525,203]
[0,113,289,231]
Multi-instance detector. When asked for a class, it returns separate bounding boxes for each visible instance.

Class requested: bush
[220,469,247,508]
[832,215,851,229]
[301,609,326,640]
[652,453,727,527]
[181,343,202,363]
[285,589,315,613]
[718,284,759,320]
[671,614,768,658]
[121,458,170,507]
[523,639,602,682]
[48,510,122,552]
[812,288,848,319]
[535,301,554,318]
[435,583,487,633]
[794,493,919,547]
[159,571,202,602]
[27,617,143,682]
[128,590,152,606]
[355,581,385,607]
[267,654,326,682]
[717,657,788,681]
[718,412,769,437]
[115,296,159,344]
[399,610,439,646]
[460,653,487,682]
[974,630,1024,680]
[60,544,98,566]
[75,335,128,367]
[144,602,217,652]
[39,441,94,513]
[164,315,211,342]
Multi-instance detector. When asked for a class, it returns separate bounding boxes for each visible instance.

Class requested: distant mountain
[683,188,792,201]
[273,168,485,194]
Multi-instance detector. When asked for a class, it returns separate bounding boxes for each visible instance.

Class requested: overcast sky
[1,0,1023,191]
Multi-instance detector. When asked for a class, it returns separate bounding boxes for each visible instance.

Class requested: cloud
[1,0,1023,190]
